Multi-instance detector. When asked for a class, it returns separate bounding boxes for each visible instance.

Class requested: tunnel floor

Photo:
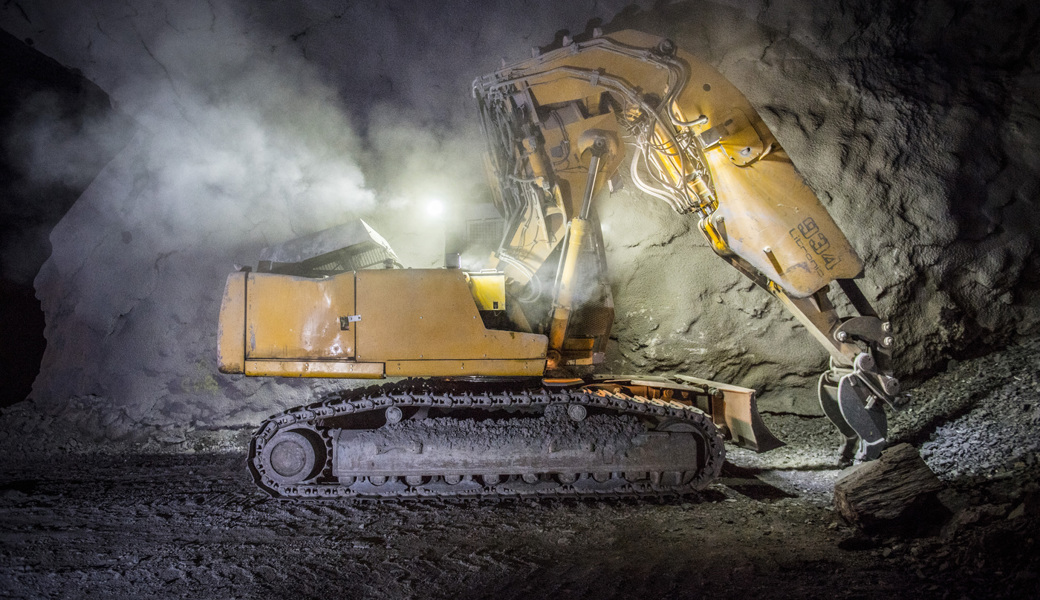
[1,422,1036,600]
[0,451,922,599]
[3,338,1040,599]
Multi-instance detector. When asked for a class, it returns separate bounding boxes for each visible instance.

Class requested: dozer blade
[695,378,784,453]
[603,375,784,453]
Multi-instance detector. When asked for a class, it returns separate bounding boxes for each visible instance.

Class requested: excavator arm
[473,29,900,461]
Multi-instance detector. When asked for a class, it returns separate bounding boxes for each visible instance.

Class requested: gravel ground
[2,337,1040,599]
[0,452,929,600]
[891,338,1040,483]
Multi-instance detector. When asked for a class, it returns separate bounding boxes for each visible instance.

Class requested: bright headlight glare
[425,197,445,218]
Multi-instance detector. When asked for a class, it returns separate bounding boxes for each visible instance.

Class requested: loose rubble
[2,337,1038,598]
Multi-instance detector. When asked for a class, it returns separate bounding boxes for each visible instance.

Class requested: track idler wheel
[259,428,326,486]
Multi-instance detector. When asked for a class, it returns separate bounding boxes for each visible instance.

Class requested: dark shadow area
[0,29,133,407]
[0,285,44,407]
[719,462,798,501]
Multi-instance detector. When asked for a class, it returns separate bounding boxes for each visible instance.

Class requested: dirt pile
[890,335,1040,482]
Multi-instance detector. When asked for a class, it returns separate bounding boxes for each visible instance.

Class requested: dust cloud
[0,0,651,441]
[11,8,374,250]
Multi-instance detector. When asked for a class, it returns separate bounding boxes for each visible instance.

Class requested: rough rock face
[601,0,1040,411]
[0,0,665,444]
[0,0,1038,445]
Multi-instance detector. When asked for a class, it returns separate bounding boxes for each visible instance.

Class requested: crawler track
[249,380,725,500]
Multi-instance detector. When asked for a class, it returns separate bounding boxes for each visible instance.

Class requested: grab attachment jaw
[819,316,901,463]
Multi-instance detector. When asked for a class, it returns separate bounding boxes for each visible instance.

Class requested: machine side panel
[217,272,247,374]
[356,269,547,374]
[384,359,545,377]
[243,359,383,378]
[245,271,356,360]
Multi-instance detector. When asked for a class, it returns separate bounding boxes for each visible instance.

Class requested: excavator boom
[473,29,899,461]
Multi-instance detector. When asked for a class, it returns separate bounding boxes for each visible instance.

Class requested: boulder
[835,443,946,533]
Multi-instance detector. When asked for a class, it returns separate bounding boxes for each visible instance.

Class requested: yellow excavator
[217,29,900,499]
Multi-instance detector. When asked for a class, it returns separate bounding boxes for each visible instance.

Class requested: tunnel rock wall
[600,0,1040,412]
[0,0,1037,448]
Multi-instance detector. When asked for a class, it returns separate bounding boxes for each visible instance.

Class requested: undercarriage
[250,380,726,500]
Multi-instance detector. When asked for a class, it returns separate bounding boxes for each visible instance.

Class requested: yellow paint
[384,359,544,377]
[495,112,619,288]
[245,271,356,360]
[216,272,247,374]
[219,29,871,388]
[465,272,506,311]
[547,218,589,360]
[703,147,863,297]
[244,360,384,378]
[714,108,765,167]
[574,30,865,298]
[356,269,547,376]
[217,268,547,380]
[482,29,863,302]
[616,375,784,453]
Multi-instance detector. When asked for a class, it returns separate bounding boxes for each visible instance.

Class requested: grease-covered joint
[655,38,676,56]
[833,315,898,359]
